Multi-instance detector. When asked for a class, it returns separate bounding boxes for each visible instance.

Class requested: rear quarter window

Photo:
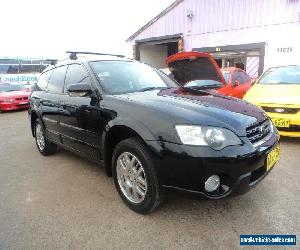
[36,70,53,91]
[47,65,68,93]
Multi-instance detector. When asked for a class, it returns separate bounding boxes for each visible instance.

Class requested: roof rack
[66,51,126,60]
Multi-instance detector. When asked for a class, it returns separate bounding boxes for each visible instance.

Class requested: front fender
[106,116,158,141]
[101,117,165,176]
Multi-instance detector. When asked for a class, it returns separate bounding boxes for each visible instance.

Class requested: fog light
[205,175,220,192]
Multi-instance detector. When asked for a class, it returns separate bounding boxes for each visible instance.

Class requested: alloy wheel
[36,123,45,151]
[116,152,148,204]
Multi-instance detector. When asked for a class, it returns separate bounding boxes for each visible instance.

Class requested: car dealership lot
[0,111,299,249]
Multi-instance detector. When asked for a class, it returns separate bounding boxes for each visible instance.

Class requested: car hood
[165,51,226,85]
[244,84,300,105]
[0,91,30,98]
[116,88,266,136]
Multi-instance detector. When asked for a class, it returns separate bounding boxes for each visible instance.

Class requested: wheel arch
[102,124,161,177]
[30,110,43,137]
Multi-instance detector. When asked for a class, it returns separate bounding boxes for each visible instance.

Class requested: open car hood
[165,51,226,86]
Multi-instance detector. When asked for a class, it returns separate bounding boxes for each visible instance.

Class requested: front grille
[17,103,28,107]
[246,119,271,144]
[261,106,299,114]
[15,97,28,101]
[277,125,300,133]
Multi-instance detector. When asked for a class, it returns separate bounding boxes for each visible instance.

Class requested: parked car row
[164,51,252,99]
[163,52,300,138]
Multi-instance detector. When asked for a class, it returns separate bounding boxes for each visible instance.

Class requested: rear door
[41,65,67,142]
[59,63,102,160]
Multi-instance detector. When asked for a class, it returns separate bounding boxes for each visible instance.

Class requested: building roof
[126,0,183,42]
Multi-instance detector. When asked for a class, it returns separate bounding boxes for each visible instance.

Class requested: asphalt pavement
[0,110,299,249]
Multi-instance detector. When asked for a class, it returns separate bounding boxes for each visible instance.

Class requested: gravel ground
[0,110,299,249]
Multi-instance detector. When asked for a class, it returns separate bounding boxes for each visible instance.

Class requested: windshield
[0,83,26,92]
[259,65,300,84]
[185,79,223,88]
[90,61,177,94]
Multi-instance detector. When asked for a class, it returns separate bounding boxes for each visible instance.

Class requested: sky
[0,0,175,59]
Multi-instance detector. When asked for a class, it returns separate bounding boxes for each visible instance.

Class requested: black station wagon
[28,51,280,213]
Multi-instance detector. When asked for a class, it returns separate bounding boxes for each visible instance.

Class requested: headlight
[3,97,13,103]
[175,125,242,150]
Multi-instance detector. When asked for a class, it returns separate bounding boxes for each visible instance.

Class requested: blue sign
[240,235,296,246]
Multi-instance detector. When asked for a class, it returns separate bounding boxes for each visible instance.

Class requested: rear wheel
[112,137,163,214]
[35,119,57,156]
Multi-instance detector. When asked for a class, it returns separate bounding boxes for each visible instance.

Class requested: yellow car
[244,65,300,137]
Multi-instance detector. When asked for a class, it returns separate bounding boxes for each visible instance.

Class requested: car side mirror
[233,80,240,87]
[67,83,93,97]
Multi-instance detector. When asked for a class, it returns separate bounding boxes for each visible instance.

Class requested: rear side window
[36,70,53,91]
[232,71,251,84]
[47,65,68,93]
[222,72,230,84]
[64,64,91,92]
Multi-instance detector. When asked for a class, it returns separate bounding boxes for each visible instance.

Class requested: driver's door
[59,63,102,160]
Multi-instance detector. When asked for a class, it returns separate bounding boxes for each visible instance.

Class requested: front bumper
[149,131,279,199]
[0,102,29,111]
[267,112,300,138]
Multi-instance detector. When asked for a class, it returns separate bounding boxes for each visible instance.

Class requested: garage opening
[136,35,181,69]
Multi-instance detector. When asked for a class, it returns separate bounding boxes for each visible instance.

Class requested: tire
[112,137,163,214]
[34,118,57,156]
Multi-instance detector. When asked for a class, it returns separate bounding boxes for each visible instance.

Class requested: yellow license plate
[272,118,290,128]
[267,145,280,171]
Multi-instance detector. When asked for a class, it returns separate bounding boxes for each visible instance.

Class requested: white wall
[264,23,300,70]
[184,22,300,72]
[139,44,168,68]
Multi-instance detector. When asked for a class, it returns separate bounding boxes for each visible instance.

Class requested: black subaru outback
[28,51,280,214]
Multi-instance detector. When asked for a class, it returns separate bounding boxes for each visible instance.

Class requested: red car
[165,52,252,99]
[220,67,252,98]
[0,83,30,111]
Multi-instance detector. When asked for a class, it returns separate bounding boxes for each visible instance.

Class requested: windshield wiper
[189,84,222,89]
[182,86,211,95]
[139,87,166,92]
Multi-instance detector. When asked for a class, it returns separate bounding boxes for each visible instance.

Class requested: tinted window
[90,61,176,94]
[222,72,230,83]
[36,70,53,91]
[232,71,251,84]
[64,64,91,92]
[259,66,300,84]
[47,66,67,93]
